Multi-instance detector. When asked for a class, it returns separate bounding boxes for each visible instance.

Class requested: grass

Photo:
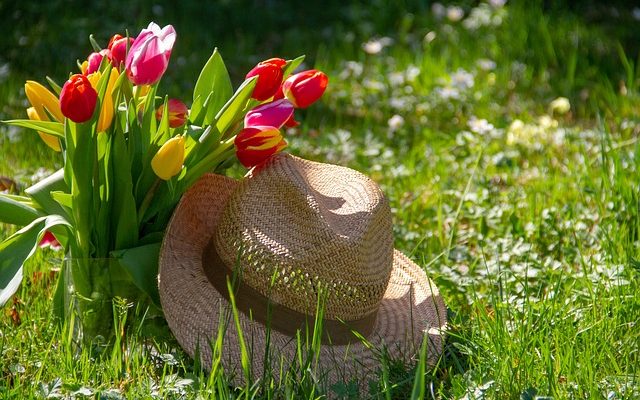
[2,0,640,398]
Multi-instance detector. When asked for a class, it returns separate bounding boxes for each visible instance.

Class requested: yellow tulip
[151,136,185,180]
[26,107,61,152]
[24,81,64,152]
[24,80,64,122]
[87,67,120,132]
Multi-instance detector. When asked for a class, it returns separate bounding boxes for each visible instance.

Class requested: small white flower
[451,68,475,90]
[468,117,494,135]
[477,58,496,71]
[431,3,446,19]
[388,114,405,132]
[362,37,393,55]
[489,0,507,8]
[446,6,464,22]
[549,97,571,115]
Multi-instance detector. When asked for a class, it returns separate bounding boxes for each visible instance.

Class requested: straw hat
[159,153,446,386]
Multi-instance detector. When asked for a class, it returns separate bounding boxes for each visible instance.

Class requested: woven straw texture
[159,153,447,385]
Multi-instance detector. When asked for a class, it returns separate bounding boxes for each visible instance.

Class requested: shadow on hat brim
[159,173,447,387]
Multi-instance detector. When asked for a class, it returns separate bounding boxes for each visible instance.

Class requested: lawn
[1,1,639,398]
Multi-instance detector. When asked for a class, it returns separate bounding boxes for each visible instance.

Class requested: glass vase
[62,257,139,346]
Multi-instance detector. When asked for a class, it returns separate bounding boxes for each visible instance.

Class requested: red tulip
[85,49,109,75]
[156,98,189,128]
[39,231,62,251]
[235,125,287,168]
[126,22,176,85]
[244,99,294,129]
[245,58,286,101]
[59,74,98,123]
[108,34,135,68]
[282,69,328,108]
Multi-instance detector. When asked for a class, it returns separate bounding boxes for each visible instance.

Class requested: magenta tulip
[244,99,294,129]
[125,22,176,85]
[85,49,109,75]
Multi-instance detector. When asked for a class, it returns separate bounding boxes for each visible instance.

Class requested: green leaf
[0,194,42,226]
[111,242,161,307]
[2,119,64,138]
[25,169,70,220]
[192,49,233,126]
[0,215,71,306]
[215,76,257,135]
[50,191,72,210]
[283,55,306,79]
[46,76,62,96]
[111,128,138,250]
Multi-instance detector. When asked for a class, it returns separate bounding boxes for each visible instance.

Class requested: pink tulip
[125,22,176,85]
[108,34,135,69]
[244,99,294,129]
[85,49,109,75]
[39,231,62,251]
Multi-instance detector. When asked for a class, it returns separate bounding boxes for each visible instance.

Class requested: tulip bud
[244,99,294,129]
[151,136,185,180]
[235,125,287,168]
[245,58,286,101]
[108,34,134,69]
[85,49,109,75]
[126,22,176,85]
[156,98,189,128]
[59,74,98,123]
[282,69,328,108]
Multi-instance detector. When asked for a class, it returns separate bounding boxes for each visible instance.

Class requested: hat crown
[214,154,394,320]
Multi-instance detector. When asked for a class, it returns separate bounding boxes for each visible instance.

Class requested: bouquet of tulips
[0,22,328,340]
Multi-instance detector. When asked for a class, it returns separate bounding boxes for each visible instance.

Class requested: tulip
[235,125,287,168]
[59,74,98,123]
[156,98,188,128]
[244,99,294,129]
[87,67,120,132]
[24,80,64,151]
[126,22,176,85]
[85,49,109,75]
[25,80,64,122]
[108,34,134,69]
[26,107,61,151]
[39,231,62,251]
[282,69,328,108]
[245,58,286,101]
[151,136,185,180]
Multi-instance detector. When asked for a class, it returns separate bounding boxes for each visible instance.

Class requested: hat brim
[159,173,447,385]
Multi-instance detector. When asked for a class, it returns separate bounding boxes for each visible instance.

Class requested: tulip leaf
[192,48,233,126]
[0,194,42,226]
[2,119,64,138]
[283,55,306,79]
[0,215,71,306]
[215,76,257,135]
[46,76,62,96]
[111,126,138,250]
[25,169,70,220]
[50,191,72,210]
[89,34,102,52]
[111,242,161,307]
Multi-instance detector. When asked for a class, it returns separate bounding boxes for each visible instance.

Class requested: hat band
[202,240,378,345]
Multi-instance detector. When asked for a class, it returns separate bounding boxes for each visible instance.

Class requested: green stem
[183,137,235,188]
[137,178,161,225]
